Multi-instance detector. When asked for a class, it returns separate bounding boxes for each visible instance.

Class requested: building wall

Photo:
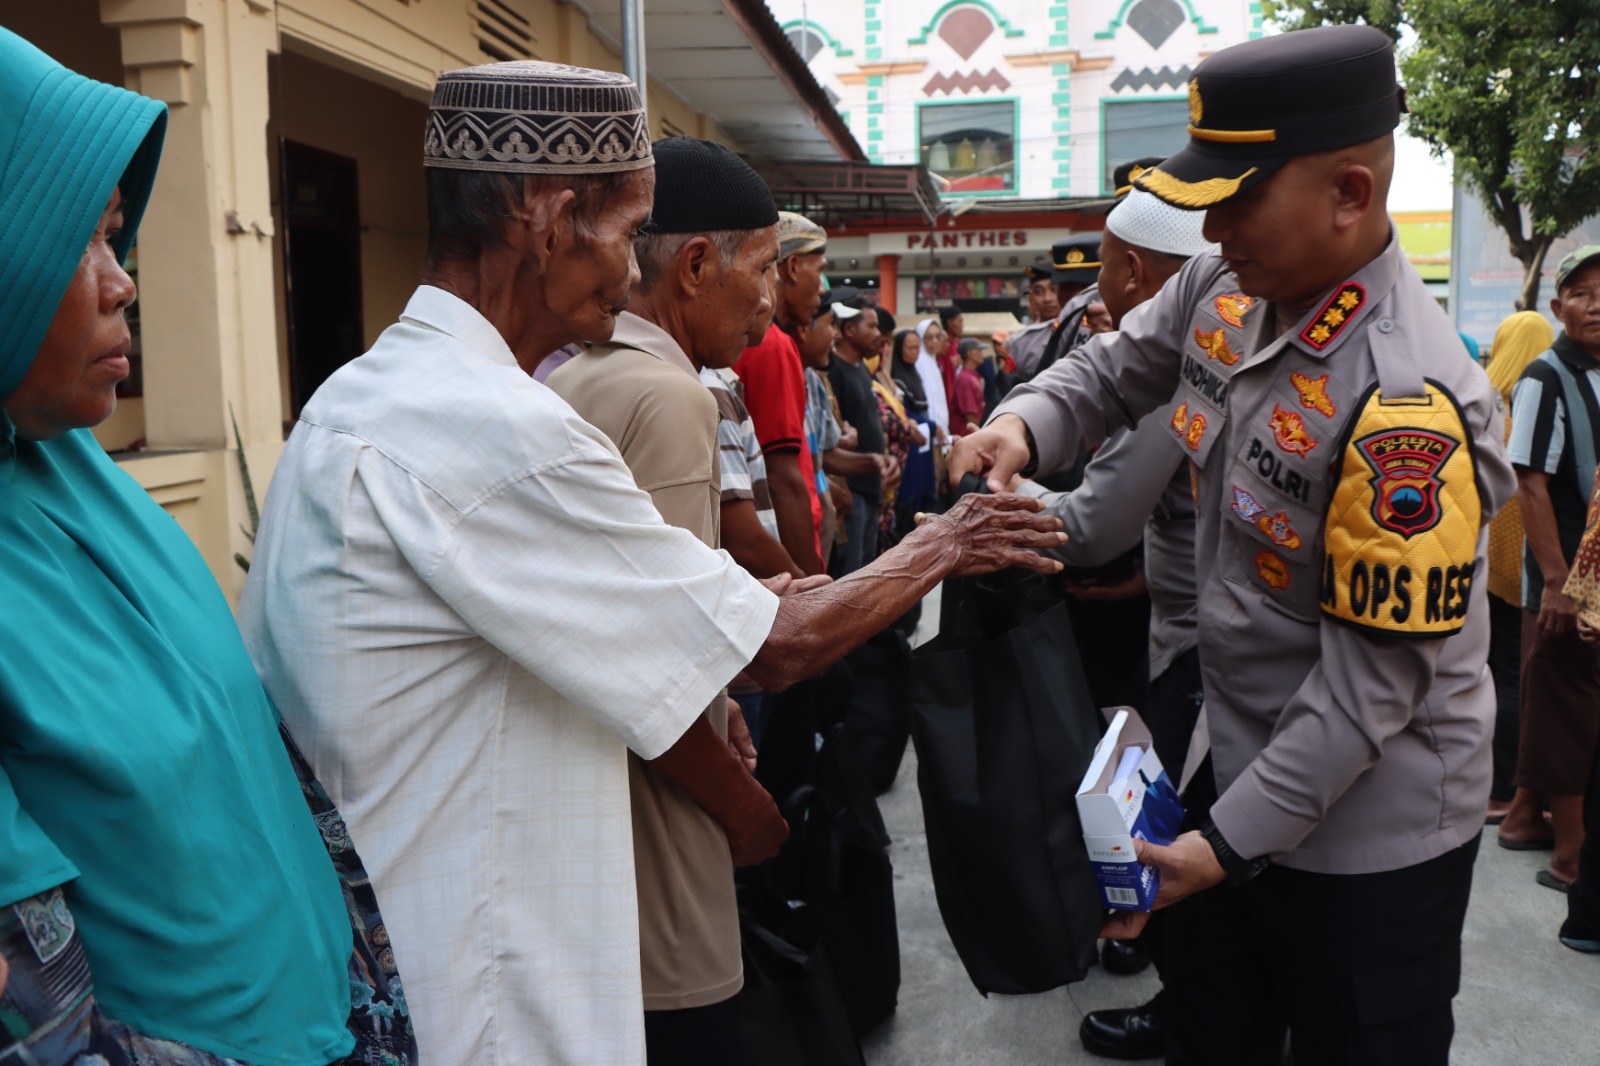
[769,0,1258,200]
[2,0,756,601]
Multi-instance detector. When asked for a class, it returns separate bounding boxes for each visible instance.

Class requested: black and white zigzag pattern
[1109,65,1195,93]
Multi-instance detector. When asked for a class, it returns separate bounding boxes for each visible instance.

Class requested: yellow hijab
[1485,311,1554,403]
[1484,311,1555,603]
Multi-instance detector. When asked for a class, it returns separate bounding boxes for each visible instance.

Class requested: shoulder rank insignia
[1300,282,1365,350]
[1195,327,1240,366]
[1290,371,1337,417]
[1320,380,1482,637]
[1215,293,1254,328]
[1256,550,1291,590]
[1185,411,1207,451]
[1171,402,1189,436]
[1269,404,1317,457]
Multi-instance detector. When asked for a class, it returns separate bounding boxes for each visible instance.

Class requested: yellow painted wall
[271,48,431,353]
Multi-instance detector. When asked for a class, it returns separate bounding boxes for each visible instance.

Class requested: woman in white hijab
[915,318,952,441]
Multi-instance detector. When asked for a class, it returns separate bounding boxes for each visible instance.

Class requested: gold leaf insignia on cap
[1135,166,1259,208]
[1189,79,1203,126]
[1066,248,1084,264]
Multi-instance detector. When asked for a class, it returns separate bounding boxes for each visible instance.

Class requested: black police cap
[1051,234,1101,285]
[1025,258,1053,284]
[1134,24,1404,211]
[1113,157,1167,199]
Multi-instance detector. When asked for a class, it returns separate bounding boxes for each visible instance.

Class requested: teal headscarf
[0,29,355,1063]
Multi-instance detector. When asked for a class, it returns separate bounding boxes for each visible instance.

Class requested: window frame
[1098,94,1190,197]
[916,96,1021,200]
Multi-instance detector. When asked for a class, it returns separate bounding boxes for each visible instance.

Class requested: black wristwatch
[1201,819,1269,886]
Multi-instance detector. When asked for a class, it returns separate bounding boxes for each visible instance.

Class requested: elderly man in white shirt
[239,60,1065,1066]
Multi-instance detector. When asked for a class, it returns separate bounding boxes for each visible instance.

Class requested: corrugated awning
[569,0,864,165]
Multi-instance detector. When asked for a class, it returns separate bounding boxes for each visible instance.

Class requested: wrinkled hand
[726,698,757,775]
[760,572,834,597]
[1539,582,1578,638]
[912,491,1066,576]
[947,412,1033,494]
[1579,616,1597,644]
[1099,831,1226,939]
[726,788,789,867]
[1065,569,1146,602]
[1084,301,1115,336]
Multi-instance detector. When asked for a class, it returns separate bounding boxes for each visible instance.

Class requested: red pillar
[875,254,901,313]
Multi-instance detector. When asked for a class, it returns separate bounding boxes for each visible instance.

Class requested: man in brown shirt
[548,137,781,1063]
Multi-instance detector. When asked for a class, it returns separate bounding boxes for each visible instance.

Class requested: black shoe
[1079,992,1164,1061]
[1099,937,1151,975]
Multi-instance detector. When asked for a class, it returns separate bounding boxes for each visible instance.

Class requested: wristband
[1201,818,1269,886]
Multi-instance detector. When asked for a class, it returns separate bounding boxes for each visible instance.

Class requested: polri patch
[1291,371,1337,417]
[1321,381,1482,637]
[1185,411,1207,451]
[1300,282,1365,349]
[1215,293,1254,328]
[1269,404,1318,457]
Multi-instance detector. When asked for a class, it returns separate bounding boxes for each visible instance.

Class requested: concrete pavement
[861,589,1600,1065]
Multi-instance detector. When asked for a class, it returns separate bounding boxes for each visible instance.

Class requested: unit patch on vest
[1233,485,1305,549]
[1256,550,1291,590]
[1185,412,1208,451]
[1320,381,1483,637]
[1290,372,1337,418]
[1195,327,1240,366]
[1171,402,1189,437]
[1300,282,1365,349]
[1269,404,1318,457]
[1215,293,1254,328]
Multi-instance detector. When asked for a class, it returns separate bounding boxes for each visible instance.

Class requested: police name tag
[1320,381,1482,636]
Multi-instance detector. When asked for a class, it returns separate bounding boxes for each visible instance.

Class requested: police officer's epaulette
[1319,378,1482,637]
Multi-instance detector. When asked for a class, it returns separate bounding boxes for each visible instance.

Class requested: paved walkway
[863,589,1599,1065]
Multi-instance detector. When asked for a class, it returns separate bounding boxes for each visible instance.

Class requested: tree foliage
[1264,0,1600,310]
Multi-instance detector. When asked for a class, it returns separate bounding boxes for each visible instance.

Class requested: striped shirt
[702,368,780,540]
[1506,332,1600,610]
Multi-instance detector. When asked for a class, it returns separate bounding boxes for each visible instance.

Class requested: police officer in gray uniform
[953,25,1513,1066]
[1003,260,1058,381]
[1030,234,1103,380]
[1018,173,1212,1061]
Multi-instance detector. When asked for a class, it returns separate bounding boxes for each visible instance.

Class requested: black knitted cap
[644,136,778,234]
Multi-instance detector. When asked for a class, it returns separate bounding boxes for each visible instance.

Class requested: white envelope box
[1074,707,1186,911]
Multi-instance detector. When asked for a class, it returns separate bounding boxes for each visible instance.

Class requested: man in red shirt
[950,338,988,436]
[735,211,828,574]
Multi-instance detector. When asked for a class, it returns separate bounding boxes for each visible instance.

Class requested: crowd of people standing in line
[6,17,1600,1066]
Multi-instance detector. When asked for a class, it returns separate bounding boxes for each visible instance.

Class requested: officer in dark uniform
[953,25,1513,1065]
[1033,234,1103,378]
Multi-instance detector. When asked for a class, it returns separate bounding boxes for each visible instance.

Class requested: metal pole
[621,0,647,109]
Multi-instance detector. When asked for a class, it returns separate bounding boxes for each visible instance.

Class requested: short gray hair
[634,229,752,292]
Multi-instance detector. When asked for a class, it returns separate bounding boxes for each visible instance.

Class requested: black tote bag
[736,886,865,1066]
[910,564,1106,994]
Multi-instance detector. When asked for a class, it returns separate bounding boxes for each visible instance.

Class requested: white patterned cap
[1105,186,1214,259]
[424,61,652,174]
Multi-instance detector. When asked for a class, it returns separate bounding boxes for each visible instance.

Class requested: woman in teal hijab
[0,29,413,1066]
